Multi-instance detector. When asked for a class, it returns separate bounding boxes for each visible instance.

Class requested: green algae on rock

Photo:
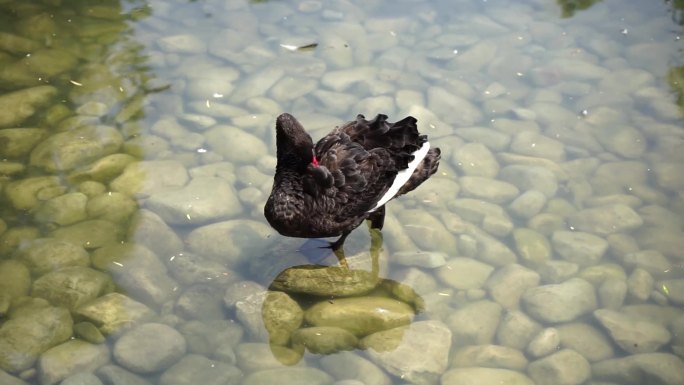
[0,86,57,128]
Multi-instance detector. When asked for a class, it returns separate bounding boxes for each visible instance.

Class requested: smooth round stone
[592,353,684,385]
[527,327,559,358]
[528,349,590,385]
[451,143,499,178]
[262,291,303,345]
[320,351,390,385]
[291,326,358,354]
[69,153,137,184]
[75,293,155,336]
[178,319,243,356]
[427,86,482,126]
[622,250,671,277]
[186,219,274,265]
[60,372,103,385]
[441,367,534,385]
[594,309,671,354]
[658,279,684,306]
[229,67,284,103]
[110,160,189,198]
[96,365,152,385]
[508,190,547,219]
[158,34,207,54]
[204,125,267,164]
[436,257,494,290]
[465,226,517,266]
[87,192,137,224]
[598,278,627,309]
[34,192,88,226]
[454,127,511,151]
[38,340,110,385]
[30,125,123,172]
[485,264,540,310]
[512,228,552,266]
[496,310,542,350]
[551,231,608,266]
[510,131,566,162]
[167,251,238,286]
[145,176,242,225]
[127,210,184,258]
[50,219,123,249]
[0,260,30,299]
[114,323,186,374]
[522,278,598,323]
[556,322,614,362]
[392,250,446,268]
[32,266,113,310]
[396,209,458,253]
[568,204,643,236]
[174,284,226,321]
[627,268,654,301]
[305,297,414,337]
[451,344,528,370]
[0,127,47,159]
[271,265,380,297]
[0,86,57,128]
[235,343,301,372]
[0,300,73,373]
[243,367,333,385]
[158,354,241,385]
[458,176,520,204]
[447,300,502,346]
[498,165,558,198]
[74,322,106,344]
[5,176,65,210]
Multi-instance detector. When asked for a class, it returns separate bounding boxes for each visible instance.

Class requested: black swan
[264,113,441,250]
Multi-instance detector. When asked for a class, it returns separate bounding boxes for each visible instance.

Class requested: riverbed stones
[499,165,558,198]
[243,367,333,385]
[291,326,358,354]
[4,176,65,210]
[145,176,242,225]
[261,291,303,345]
[512,228,552,266]
[451,143,499,177]
[32,266,113,310]
[451,344,528,370]
[110,160,189,198]
[528,349,590,385]
[30,125,123,173]
[458,176,519,203]
[441,367,534,385]
[305,297,414,337]
[113,323,186,374]
[186,219,274,265]
[363,320,451,385]
[158,354,242,385]
[0,86,57,128]
[0,260,31,300]
[592,353,684,385]
[556,322,614,362]
[594,309,671,354]
[485,264,540,309]
[34,192,89,226]
[552,231,608,266]
[0,299,73,373]
[522,278,598,323]
[447,300,502,346]
[568,204,643,236]
[38,340,110,385]
[271,265,380,297]
[0,128,47,158]
[235,343,302,372]
[75,293,155,335]
[436,257,494,290]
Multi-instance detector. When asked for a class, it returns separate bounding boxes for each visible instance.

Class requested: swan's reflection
[257,226,424,364]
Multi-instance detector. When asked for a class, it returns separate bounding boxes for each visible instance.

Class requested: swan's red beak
[312,150,319,167]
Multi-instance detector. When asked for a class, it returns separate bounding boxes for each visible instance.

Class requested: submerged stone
[0,86,57,128]
[32,266,114,310]
[291,326,358,354]
[305,297,414,337]
[0,128,48,159]
[38,340,110,385]
[262,291,303,345]
[75,293,155,335]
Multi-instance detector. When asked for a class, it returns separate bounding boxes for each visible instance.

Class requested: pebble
[526,327,560,358]
[158,34,207,54]
[447,300,502,347]
[522,278,598,323]
[436,257,494,290]
[498,165,558,198]
[441,367,534,385]
[485,264,540,309]
[113,323,187,374]
[235,343,301,372]
[528,349,591,385]
[556,322,614,362]
[551,231,608,266]
[510,131,566,162]
[568,204,644,236]
[512,228,552,266]
[451,344,528,370]
[507,190,547,218]
[598,278,628,309]
[592,353,684,385]
[96,365,152,385]
[451,143,500,178]
[594,309,671,354]
[158,354,242,385]
[458,176,520,203]
[38,340,110,385]
[243,367,333,385]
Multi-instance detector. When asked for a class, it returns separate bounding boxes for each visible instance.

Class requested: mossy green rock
[271,265,380,297]
[86,192,137,224]
[32,266,114,310]
[291,326,358,354]
[30,125,123,172]
[0,128,48,158]
[0,260,31,299]
[75,293,155,335]
[441,367,534,385]
[358,325,408,352]
[0,32,41,54]
[51,219,124,249]
[0,86,57,128]
[5,176,65,210]
[34,192,89,226]
[68,153,137,183]
[38,340,110,385]
[0,49,77,88]
[305,297,414,337]
[16,238,90,276]
[0,299,73,373]
[262,291,303,345]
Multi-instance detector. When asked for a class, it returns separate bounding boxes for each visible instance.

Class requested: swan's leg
[368,205,385,229]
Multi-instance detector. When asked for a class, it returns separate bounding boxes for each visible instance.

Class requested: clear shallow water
[0,0,683,384]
